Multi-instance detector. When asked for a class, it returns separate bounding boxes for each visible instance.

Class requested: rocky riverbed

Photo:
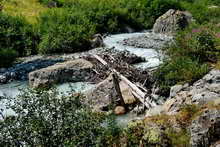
[0,31,172,125]
[0,31,171,85]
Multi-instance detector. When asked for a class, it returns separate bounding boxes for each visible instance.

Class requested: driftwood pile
[92,54,157,109]
[84,51,152,88]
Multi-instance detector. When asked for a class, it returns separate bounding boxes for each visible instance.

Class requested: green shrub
[0,48,18,67]
[155,24,219,97]
[166,24,220,62]
[38,8,95,54]
[0,13,38,56]
[181,0,220,23]
[39,0,183,33]
[154,57,209,96]
[0,88,120,146]
[37,0,184,54]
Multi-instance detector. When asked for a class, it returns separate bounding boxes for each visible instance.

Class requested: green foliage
[91,115,121,146]
[167,25,220,62]
[0,88,121,146]
[123,121,145,147]
[1,0,185,55]
[36,0,183,54]
[180,0,220,24]
[0,48,18,67]
[38,0,63,6]
[166,128,190,147]
[38,8,95,54]
[154,23,220,96]
[0,13,38,56]
[39,0,183,32]
[154,57,209,96]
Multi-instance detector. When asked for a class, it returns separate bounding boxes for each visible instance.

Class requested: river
[0,31,171,124]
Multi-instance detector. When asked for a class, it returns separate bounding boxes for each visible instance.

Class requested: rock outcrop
[121,31,172,49]
[85,73,137,112]
[0,58,64,84]
[29,59,94,88]
[164,69,220,114]
[190,109,220,147]
[153,9,193,34]
[85,74,117,112]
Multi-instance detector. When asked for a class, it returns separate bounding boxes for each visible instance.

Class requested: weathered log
[93,54,108,66]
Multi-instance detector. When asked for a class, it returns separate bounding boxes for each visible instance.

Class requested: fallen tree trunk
[93,54,157,109]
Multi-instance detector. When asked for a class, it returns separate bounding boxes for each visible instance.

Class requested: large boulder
[85,74,117,112]
[190,109,220,147]
[29,59,94,88]
[85,73,137,112]
[153,9,193,34]
[164,69,220,114]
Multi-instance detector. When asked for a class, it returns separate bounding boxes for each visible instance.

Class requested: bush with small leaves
[0,13,38,56]
[0,88,121,146]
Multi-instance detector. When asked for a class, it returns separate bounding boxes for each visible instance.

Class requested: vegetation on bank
[0,0,220,146]
[0,88,121,146]
[0,0,219,68]
[155,23,220,96]
[154,0,220,96]
[120,100,220,147]
[0,0,185,67]
[1,88,219,146]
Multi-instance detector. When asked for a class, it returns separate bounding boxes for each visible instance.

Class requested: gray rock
[90,34,104,48]
[85,73,137,112]
[85,74,117,112]
[192,92,219,105]
[190,109,220,147]
[120,32,172,49]
[153,9,193,34]
[164,69,220,114]
[0,75,7,83]
[0,58,64,84]
[170,84,183,98]
[10,72,16,79]
[29,59,94,88]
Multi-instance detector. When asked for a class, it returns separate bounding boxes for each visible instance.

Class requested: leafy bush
[154,57,209,96]
[0,88,121,146]
[39,0,183,33]
[181,0,220,23]
[154,23,220,96]
[0,13,38,56]
[36,0,183,54]
[0,48,18,67]
[166,24,220,62]
[38,8,95,54]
